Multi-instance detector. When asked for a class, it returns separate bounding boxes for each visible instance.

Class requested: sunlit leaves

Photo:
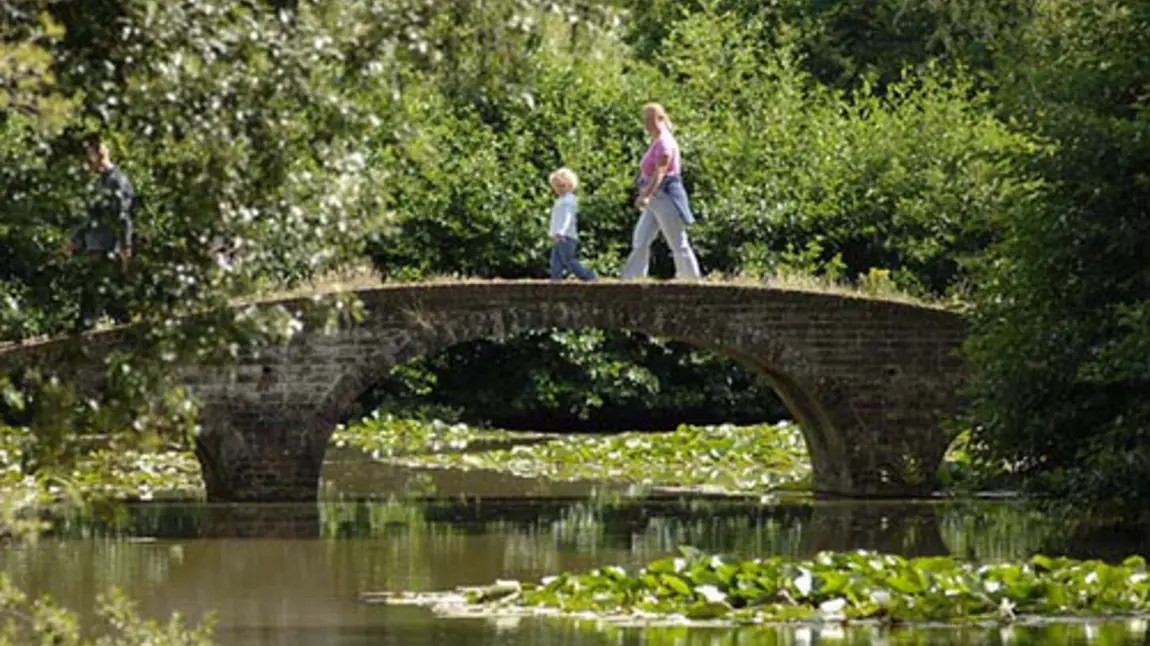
[0,4,77,133]
[0,0,407,460]
[652,13,1043,294]
[100,0,393,300]
[369,8,1041,296]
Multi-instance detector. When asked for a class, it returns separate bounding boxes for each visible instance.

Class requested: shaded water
[4,452,1150,645]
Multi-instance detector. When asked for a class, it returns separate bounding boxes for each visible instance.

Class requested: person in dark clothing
[68,138,135,331]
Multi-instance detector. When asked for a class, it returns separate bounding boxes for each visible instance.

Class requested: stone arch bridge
[0,281,968,502]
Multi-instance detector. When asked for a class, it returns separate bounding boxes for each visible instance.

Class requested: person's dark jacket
[73,165,135,254]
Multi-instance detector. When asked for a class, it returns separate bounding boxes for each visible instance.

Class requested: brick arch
[315,300,821,422]
[312,301,851,492]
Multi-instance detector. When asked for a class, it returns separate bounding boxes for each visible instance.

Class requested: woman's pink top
[639,129,681,180]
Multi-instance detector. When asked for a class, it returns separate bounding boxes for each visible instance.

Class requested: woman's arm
[636,152,670,209]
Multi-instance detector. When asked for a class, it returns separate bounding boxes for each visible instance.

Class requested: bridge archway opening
[312,318,852,499]
[339,327,791,432]
[317,326,814,496]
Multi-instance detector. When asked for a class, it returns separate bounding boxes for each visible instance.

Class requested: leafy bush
[365,29,642,280]
[619,0,1031,93]
[655,14,1042,293]
[1,0,404,458]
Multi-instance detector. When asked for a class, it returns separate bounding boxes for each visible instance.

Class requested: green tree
[0,1,76,131]
[1,0,400,460]
[619,0,1032,92]
[965,0,1150,519]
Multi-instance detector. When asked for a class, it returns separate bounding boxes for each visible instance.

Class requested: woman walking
[619,103,701,280]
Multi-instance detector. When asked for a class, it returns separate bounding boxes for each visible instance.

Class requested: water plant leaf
[661,574,692,597]
[647,557,679,575]
[684,600,729,619]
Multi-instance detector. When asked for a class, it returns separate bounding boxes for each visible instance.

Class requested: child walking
[547,167,596,282]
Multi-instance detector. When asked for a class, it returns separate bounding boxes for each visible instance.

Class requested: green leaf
[660,574,693,597]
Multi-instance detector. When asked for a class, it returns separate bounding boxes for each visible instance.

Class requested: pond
[3,449,1150,645]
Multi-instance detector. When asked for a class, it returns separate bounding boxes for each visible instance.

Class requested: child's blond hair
[549,167,579,192]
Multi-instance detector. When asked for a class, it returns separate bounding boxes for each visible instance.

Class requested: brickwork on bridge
[0,281,968,502]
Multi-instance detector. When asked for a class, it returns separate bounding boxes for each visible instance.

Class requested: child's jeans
[549,236,596,281]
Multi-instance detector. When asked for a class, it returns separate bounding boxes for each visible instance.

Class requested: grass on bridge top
[250,265,959,311]
[0,267,961,350]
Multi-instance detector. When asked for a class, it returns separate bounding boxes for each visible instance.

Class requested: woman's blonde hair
[643,102,674,132]
[549,167,579,191]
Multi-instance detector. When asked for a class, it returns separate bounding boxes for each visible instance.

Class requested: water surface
[4,454,1149,645]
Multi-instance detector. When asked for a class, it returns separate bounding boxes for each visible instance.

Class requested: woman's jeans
[550,236,596,281]
[620,192,701,280]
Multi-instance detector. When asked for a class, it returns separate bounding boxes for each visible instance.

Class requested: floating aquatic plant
[365,547,1150,626]
[342,418,811,494]
[332,413,552,459]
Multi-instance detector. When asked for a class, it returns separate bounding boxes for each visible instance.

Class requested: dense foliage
[359,330,788,430]
[1,0,399,463]
[963,0,1150,518]
[368,12,1037,291]
[616,0,1033,92]
[3,0,392,338]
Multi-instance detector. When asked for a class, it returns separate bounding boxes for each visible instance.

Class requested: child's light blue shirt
[548,192,579,239]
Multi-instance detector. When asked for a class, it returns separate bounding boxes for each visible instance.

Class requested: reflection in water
[50,494,1065,562]
[45,496,1045,558]
[2,495,1146,645]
